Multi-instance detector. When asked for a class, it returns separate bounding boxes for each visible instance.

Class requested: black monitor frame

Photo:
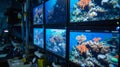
[45,27,67,60]
[69,0,120,26]
[68,26,119,67]
[33,27,45,51]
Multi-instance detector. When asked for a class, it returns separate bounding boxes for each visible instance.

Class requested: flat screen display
[70,0,120,22]
[33,4,43,25]
[69,30,119,67]
[33,28,44,48]
[46,29,66,58]
[45,0,67,24]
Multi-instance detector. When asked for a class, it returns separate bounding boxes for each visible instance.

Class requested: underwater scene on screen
[34,28,44,48]
[45,0,67,24]
[33,5,43,24]
[69,31,119,67]
[46,29,66,58]
[70,0,120,22]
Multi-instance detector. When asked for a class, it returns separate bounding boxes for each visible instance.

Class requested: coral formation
[76,43,88,55]
[70,33,119,67]
[77,0,91,10]
[70,0,120,22]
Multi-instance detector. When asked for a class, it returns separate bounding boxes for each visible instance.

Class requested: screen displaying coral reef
[33,4,43,25]
[45,0,67,24]
[33,28,44,48]
[70,0,120,22]
[46,29,66,58]
[69,31,119,67]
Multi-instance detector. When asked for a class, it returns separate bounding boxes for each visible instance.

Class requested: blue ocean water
[45,0,57,19]
[45,0,67,23]
[45,0,57,11]
[34,28,44,48]
[33,4,43,24]
[70,0,79,13]
[69,32,113,52]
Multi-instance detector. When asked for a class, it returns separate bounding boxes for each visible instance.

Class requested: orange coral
[93,37,101,42]
[76,43,88,55]
[77,0,91,10]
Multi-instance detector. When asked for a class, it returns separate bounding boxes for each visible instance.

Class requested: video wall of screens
[69,30,119,67]
[33,4,43,25]
[70,0,120,22]
[31,1,119,66]
[46,29,66,58]
[45,0,67,24]
[33,28,44,48]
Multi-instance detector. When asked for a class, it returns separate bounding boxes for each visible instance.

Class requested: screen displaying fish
[33,4,43,25]
[33,28,44,48]
[70,0,120,22]
[45,0,67,24]
[46,29,66,58]
[69,30,119,67]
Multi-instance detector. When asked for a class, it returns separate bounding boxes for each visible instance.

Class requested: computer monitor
[46,28,66,58]
[70,0,120,23]
[69,30,119,67]
[33,28,44,48]
[45,0,67,24]
[33,4,43,25]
